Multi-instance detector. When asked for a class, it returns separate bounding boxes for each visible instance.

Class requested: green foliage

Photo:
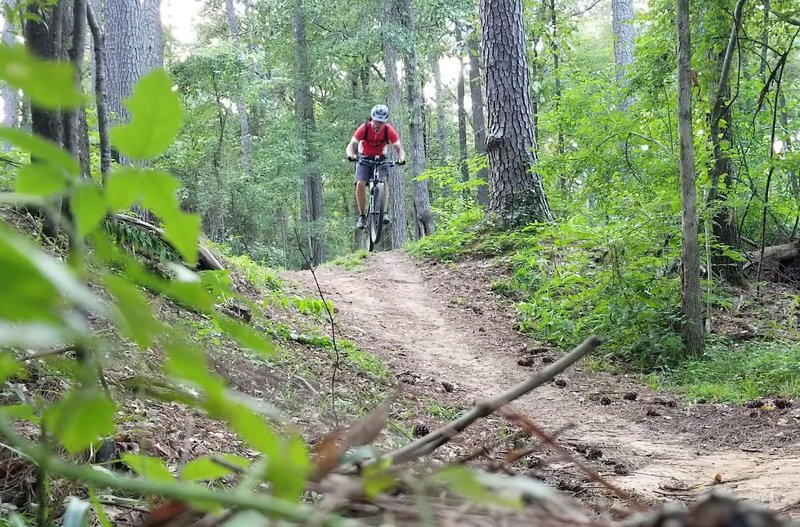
[653,341,800,403]
[426,402,460,421]
[329,249,368,270]
[0,54,347,526]
[0,44,83,109]
[110,69,184,161]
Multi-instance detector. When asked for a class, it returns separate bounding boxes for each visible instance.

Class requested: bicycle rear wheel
[367,182,385,251]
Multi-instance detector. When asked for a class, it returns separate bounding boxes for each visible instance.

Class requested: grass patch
[338,340,387,378]
[223,251,282,291]
[329,249,368,270]
[653,341,800,403]
[426,402,460,421]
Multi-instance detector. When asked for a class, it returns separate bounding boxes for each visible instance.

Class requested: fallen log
[747,241,799,263]
[112,213,224,271]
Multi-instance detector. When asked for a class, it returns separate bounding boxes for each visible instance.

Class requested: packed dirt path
[287,251,800,516]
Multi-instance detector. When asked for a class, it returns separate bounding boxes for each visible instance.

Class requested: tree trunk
[87,3,111,182]
[455,24,469,188]
[225,0,252,179]
[402,0,435,238]
[380,0,409,247]
[293,0,324,265]
[480,0,553,224]
[2,0,19,133]
[760,0,769,78]
[25,1,65,238]
[677,0,704,355]
[65,0,89,177]
[104,0,141,129]
[468,31,489,207]
[432,58,449,165]
[706,0,746,282]
[104,0,163,132]
[611,0,635,111]
[141,0,162,69]
[547,0,564,160]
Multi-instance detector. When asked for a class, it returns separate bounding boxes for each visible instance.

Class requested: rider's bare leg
[355,181,366,215]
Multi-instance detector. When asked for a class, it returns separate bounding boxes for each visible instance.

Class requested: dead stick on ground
[500,408,645,512]
[387,335,604,464]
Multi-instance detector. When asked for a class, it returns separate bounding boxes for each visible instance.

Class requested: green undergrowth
[647,340,800,403]
[411,208,800,401]
[411,210,690,369]
[329,249,369,270]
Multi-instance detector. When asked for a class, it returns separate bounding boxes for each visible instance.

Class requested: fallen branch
[387,336,604,465]
[500,408,645,512]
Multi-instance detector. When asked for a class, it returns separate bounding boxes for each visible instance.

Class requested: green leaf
[62,497,91,527]
[88,488,113,527]
[0,225,106,318]
[266,434,310,500]
[222,511,269,527]
[15,163,68,196]
[0,127,80,174]
[215,316,274,356]
[104,274,160,349]
[160,208,200,266]
[44,390,116,454]
[165,340,222,393]
[0,44,83,109]
[222,401,280,455]
[122,454,174,482]
[181,454,250,481]
[105,168,141,211]
[0,404,38,423]
[0,353,21,383]
[433,466,505,506]
[110,69,183,160]
[72,183,107,237]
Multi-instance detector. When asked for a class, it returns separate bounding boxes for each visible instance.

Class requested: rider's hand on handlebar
[396,158,406,165]
[347,154,358,162]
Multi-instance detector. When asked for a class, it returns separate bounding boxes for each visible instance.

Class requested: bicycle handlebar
[348,156,404,166]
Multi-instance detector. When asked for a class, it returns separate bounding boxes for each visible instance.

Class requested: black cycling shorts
[354,156,389,184]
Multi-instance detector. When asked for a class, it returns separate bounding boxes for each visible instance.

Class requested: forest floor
[285,250,800,518]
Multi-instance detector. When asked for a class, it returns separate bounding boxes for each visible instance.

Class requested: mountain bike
[351,156,397,252]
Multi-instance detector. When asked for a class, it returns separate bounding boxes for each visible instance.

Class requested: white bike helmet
[370,104,390,123]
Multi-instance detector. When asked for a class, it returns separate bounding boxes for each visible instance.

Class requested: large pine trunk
[402,1,435,238]
[293,0,324,265]
[676,0,704,355]
[611,0,635,111]
[467,31,489,207]
[225,0,252,179]
[480,0,552,224]
[380,0,409,248]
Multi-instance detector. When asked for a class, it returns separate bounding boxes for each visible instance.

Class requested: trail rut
[286,251,800,516]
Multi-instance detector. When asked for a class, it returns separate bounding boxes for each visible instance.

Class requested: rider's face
[372,120,385,131]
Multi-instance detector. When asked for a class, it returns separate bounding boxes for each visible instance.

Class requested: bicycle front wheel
[368,182,385,251]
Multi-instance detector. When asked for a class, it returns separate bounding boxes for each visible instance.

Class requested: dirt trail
[286,251,800,515]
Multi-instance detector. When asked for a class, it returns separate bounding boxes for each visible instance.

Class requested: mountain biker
[345,104,406,229]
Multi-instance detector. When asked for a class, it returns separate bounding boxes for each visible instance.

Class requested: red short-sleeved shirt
[353,122,399,157]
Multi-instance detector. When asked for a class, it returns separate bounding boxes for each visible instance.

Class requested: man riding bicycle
[345,104,406,229]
